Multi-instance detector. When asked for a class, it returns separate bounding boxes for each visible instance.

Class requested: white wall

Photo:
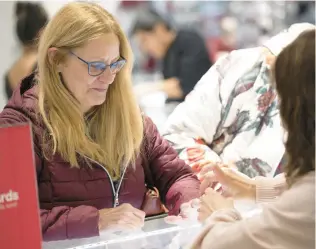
[0,1,16,110]
[0,1,120,110]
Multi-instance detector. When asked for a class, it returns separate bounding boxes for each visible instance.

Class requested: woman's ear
[262,47,276,66]
[266,54,276,67]
[47,47,64,72]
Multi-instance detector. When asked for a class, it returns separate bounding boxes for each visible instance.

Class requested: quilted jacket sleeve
[144,116,200,215]
[0,107,100,241]
[40,206,99,241]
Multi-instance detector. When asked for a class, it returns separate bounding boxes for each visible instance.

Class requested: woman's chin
[88,95,107,107]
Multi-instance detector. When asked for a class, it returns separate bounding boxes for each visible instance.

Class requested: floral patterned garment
[163,47,285,178]
[163,23,314,178]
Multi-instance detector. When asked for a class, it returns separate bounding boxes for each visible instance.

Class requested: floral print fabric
[163,47,285,178]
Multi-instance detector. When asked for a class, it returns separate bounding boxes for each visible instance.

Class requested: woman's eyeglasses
[69,51,126,76]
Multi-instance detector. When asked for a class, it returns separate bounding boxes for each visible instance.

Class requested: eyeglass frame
[69,51,127,76]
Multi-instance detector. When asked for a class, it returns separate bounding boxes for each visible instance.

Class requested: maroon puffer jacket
[0,74,200,241]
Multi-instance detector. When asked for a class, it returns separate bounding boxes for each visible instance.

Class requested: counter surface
[42,217,201,249]
[42,202,260,249]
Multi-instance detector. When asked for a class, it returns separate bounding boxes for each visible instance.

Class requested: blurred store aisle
[133,72,178,131]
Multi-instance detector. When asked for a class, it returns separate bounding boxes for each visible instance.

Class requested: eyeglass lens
[88,60,126,76]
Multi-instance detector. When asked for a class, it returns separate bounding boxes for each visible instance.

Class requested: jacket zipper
[114,165,128,206]
[82,155,128,208]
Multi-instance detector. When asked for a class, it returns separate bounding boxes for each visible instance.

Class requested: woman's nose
[98,68,116,84]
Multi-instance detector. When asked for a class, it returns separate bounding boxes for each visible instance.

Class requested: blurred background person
[131,9,212,103]
[4,2,48,100]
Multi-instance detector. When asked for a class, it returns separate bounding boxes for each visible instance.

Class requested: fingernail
[191,199,201,208]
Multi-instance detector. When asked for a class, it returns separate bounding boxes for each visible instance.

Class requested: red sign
[0,124,41,249]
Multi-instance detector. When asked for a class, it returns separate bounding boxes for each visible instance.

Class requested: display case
[42,202,261,249]
[42,218,202,249]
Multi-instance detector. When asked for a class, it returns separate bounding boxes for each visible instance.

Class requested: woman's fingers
[200,172,216,195]
[200,166,229,192]
[122,212,144,227]
[190,198,201,208]
[164,215,184,224]
[220,187,233,198]
[198,204,212,222]
[199,161,233,179]
[212,164,230,184]
[132,208,146,220]
[199,163,215,176]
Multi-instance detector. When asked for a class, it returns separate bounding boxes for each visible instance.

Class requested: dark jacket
[0,74,200,241]
[163,30,212,103]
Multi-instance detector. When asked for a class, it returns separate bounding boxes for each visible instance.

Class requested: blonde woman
[0,2,200,241]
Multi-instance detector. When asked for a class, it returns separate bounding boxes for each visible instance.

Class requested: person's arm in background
[134,77,183,100]
[143,116,200,215]
[134,32,211,100]
[6,54,38,92]
[0,108,100,241]
[133,78,181,99]
[162,33,212,100]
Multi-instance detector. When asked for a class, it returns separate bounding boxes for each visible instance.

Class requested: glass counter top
[42,217,202,249]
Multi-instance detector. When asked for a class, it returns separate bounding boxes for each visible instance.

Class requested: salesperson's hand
[164,199,200,225]
[199,187,234,222]
[200,163,256,200]
[98,203,145,231]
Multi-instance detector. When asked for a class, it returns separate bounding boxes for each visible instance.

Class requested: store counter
[42,201,261,249]
[42,218,202,249]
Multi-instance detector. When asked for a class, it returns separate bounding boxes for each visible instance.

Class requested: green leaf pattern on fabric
[215,62,278,141]
[213,64,261,140]
[210,62,279,173]
[235,158,272,177]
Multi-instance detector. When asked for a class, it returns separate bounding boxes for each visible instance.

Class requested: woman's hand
[164,199,200,225]
[199,187,234,222]
[200,163,256,200]
[98,203,146,231]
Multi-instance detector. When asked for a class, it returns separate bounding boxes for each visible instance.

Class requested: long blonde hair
[37,2,143,179]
